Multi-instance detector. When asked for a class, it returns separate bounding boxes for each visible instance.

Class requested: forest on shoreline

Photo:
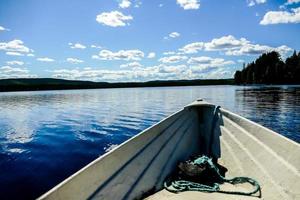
[234,51,300,84]
[0,78,234,92]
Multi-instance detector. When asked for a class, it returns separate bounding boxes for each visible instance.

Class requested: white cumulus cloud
[159,55,188,63]
[119,0,131,8]
[120,61,142,68]
[179,35,293,57]
[51,68,131,82]
[247,0,267,7]
[169,32,180,38]
[147,52,156,58]
[94,49,144,61]
[163,51,176,55]
[6,61,24,66]
[6,52,24,56]
[205,35,250,51]
[50,65,189,82]
[134,1,142,8]
[157,64,187,74]
[96,11,133,27]
[188,56,235,68]
[192,67,233,79]
[0,39,33,55]
[91,44,102,49]
[0,26,10,31]
[50,62,234,82]
[37,57,55,62]
[69,42,86,49]
[66,58,84,64]
[180,35,249,53]
[285,0,300,5]
[179,42,204,54]
[260,7,300,25]
[177,0,200,10]
[225,44,292,56]
[0,66,37,79]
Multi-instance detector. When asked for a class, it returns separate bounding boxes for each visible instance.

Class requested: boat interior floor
[145,158,261,200]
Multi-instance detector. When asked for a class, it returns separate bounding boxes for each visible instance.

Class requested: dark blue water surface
[0,85,299,199]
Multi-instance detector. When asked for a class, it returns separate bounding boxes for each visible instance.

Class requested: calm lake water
[0,85,299,199]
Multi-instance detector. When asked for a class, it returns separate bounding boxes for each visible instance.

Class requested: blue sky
[0,0,300,82]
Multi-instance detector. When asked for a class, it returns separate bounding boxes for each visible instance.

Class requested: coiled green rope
[164,156,261,196]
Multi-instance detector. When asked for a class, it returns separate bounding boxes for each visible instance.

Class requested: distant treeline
[0,78,234,92]
[234,51,300,84]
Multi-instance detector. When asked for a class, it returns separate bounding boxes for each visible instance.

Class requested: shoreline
[0,78,234,93]
[1,78,299,93]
